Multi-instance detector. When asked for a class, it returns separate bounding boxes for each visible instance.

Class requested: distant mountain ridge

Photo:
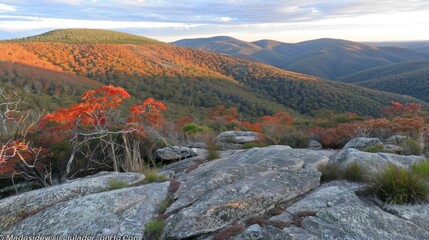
[173,37,429,80]
[0,29,425,118]
[340,61,429,102]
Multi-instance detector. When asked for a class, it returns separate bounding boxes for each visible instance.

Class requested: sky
[0,0,429,43]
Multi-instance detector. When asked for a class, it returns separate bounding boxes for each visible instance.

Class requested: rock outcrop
[343,137,383,150]
[330,148,425,172]
[308,140,322,150]
[279,181,429,240]
[0,172,169,237]
[163,146,335,239]
[216,131,259,143]
[156,146,198,161]
[1,146,428,239]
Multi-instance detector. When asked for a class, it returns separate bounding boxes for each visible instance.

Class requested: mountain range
[173,37,429,80]
[0,29,425,119]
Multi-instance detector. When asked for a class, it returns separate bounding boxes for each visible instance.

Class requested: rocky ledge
[0,143,428,240]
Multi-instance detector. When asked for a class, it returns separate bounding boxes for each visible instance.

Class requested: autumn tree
[0,92,51,187]
[42,85,167,179]
[259,112,294,145]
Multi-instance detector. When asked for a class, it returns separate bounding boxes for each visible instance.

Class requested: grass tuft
[371,165,429,204]
[318,162,367,183]
[145,218,165,240]
[107,180,128,190]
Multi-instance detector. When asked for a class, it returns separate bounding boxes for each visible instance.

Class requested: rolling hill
[0,29,424,119]
[339,61,429,102]
[173,37,429,80]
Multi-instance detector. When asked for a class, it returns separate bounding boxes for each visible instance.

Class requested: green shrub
[145,218,165,239]
[371,165,429,204]
[363,143,385,153]
[401,139,422,155]
[282,130,310,148]
[183,123,205,134]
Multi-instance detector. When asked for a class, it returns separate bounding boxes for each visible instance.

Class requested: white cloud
[0,16,201,31]
[49,0,83,5]
[0,3,16,12]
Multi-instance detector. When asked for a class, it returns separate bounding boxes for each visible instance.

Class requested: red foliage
[259,112,294,129]
[128,98,167,127]
[384,101,422,118]
[390,117,424,133]
[208,105,240,123]
[42,85,130,130]
[240,121,263,132]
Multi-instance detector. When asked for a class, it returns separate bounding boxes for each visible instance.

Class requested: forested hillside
[0,29,424,119]
[340,61,429,101]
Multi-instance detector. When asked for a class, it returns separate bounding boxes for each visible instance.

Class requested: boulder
[330,148,425,173]
[282,181,429,240]
[383,144,404,154]
[186,142,207,149]
[386,135,409,144]
[1,172,170,236]
[156,146,198,161]
[308,140,322,150]
[163,146,335,239]
[343,137,383,150]
[0,172,144,231]
[161,149,243,180]
[216,131,259,143]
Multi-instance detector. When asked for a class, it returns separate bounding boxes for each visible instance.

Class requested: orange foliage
[128,97,167,127]
[384,101,422,118]
[42,85,130,129]
[208,105,240,123]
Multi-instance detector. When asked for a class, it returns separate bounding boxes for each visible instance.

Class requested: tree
[42,85,167,179]
[0,92,51,186]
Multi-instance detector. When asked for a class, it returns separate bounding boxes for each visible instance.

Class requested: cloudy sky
[0,0,428,42]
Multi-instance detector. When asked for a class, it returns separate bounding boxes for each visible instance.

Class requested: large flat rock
[0,172,144,231]
[281,181,429,240]
[4,181,170,236]
[163,146,335,239]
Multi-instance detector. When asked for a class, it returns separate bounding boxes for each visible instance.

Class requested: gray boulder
[383,144,404,154]
[0,172,144,231]
[283,181,429,240]
[308,140,322,150]
[330,148,425,173]
[1,172,170,236]
[343,137,383,150]
[216,131,259,143]
[156,146,198,161]
[386,135,409,144]
[163,146,335,239]
[186,142,207,149]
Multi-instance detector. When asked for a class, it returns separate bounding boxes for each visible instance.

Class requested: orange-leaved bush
[42,85,130,130]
